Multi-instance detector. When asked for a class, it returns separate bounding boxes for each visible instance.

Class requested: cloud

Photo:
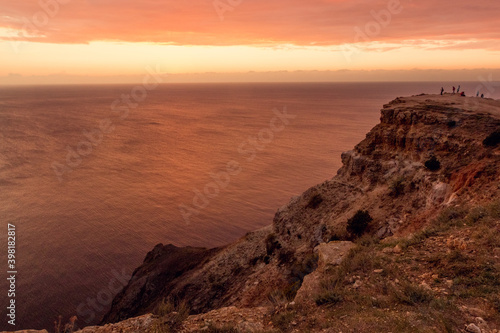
[424,39,500,51]
[0,0,499,47]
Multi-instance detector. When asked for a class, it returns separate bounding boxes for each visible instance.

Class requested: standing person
[441,87,444,95]
[481,94,484,98]
[477,91,480,97]
[453,86,456,94]
[457,85,461,93]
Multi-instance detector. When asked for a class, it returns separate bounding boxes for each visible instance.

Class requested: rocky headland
[7,94,500,333]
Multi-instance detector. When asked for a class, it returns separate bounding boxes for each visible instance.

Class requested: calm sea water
[0,82,497,330]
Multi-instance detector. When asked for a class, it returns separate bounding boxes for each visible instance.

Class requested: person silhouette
[457,85,461,93]
[453,86,456,94]
[441,87,444,95]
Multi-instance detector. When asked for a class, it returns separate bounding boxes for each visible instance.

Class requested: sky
[1,0,500,84]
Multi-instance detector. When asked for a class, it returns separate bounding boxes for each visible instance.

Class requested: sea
[1,82,498,330]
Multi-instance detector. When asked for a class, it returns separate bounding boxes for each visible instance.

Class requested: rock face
[315,241,355,268]
[103,226,292,324]
[102,94,500,325]
[102,244,222,323]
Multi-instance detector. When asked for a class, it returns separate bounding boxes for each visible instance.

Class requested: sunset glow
[1,0,499,83]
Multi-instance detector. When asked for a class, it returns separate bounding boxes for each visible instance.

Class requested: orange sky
[1,0,499,83]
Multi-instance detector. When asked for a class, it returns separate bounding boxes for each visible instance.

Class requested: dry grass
[205,323,240,333]
[303,202,500,332]
[149,299,190,333]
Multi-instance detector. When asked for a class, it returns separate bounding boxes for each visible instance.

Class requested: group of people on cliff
[440,85,484,98]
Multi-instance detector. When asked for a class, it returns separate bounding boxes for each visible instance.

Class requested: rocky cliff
[34,94,499,333]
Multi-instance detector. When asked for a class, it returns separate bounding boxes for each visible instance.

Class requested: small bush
[465,207,488,225]
[277,250,294,265]
[268,288,289,306]
[432,206,468,231]
[315,290,343,306]
[307,193,323,209]
[344,246,379,273]
[249,255,262,266]
[424,155,441,171]
[356,234,380,247]
[319,245,379,296]
[155,299,175,317]
[483,130,500,147]
[265,233,281,255]
[271,310,296,331]
[346,210,372,238]
[151,299,190,333]
[392,282,434,305]
[400,229,436,249]
[447,120,457,128]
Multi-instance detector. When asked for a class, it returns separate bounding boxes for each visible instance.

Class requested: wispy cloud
[1,0,499,47]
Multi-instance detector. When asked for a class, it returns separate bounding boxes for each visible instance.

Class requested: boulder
[315,241,355,269]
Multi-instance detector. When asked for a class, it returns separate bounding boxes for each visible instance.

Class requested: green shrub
[347,210,372,238]
[483,130,500,147]
[424,155,441,171]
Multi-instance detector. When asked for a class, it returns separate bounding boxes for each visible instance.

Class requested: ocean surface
[1,82,498,330]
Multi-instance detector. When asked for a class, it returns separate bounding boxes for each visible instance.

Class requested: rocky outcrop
[77,315,154,333]
[102,244,222,323]
[102,94,500,327]
[273,94,500,257]
[103,226,293,323]
[294,241,355,303]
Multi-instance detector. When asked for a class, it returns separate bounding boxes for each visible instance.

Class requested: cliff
[7,94,499,333]
[99,94,500,332]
